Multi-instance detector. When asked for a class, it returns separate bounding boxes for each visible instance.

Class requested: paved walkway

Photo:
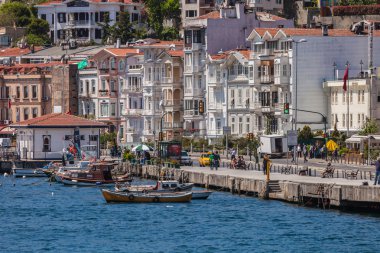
[181,165,374,187]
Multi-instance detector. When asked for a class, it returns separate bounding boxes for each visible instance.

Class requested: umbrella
[132,144,153,152]
[326,140,338,151]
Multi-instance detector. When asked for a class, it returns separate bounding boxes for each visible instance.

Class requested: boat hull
[12,168,47,178]
[60,177,132,186]
[192,190,212,200]
[101,190,192,203]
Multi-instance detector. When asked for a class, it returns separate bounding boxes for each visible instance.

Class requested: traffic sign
[223,126,231,135]
[287,130,298,146]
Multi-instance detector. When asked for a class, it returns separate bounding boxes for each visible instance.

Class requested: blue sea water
[0,177,379,253]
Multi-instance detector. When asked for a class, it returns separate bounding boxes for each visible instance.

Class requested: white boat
[192,190,212,200]
[115,180,194,193]
[12,168,47,178]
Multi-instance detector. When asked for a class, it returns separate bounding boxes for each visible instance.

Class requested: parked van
[0,138,11,148]
[258,135,288,158]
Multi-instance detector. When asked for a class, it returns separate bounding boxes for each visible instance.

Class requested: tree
[112,12,134,44]
[97,12,113,44]
[27,18,49,36]
[298,125,313,144]
[358,118,379,136]
[338,0,376,5]
[0,2,32,27]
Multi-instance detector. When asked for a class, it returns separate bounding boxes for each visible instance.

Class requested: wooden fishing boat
[115,180,193,193]
[101,189,192,203]
[56,162,131,186]
[53,161,91,182]
[191,190,212,200]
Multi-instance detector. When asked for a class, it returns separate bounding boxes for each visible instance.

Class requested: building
[183,3,293,138]
[0,27,27,48]
[135,40,184,143]
[0,46,42,65]
[245,27,380,136]
[36,0,143,44]
[11,113,107,160]
[92,47,140,133]
[0,63,55,125]
[323,77,380,134]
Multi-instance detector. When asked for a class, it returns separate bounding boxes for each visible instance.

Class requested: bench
[321,167,335,178]
[346,169,359,180]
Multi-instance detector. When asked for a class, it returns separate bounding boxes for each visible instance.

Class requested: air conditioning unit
[4,120,9,124]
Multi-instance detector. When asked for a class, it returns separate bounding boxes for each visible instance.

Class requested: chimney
[116,38,121,48]
[322,24,328,36]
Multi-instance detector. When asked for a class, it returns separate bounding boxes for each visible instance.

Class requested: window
[24,108,29,120]
[185,30,192,46]
[193,30,201,43]
[80,81,83,93]
[350,114,353,127]
[110,80,115,91]
[110,58,116,70]
[110,103,116,116]
[42,135,51,152]
[24,86,28,98]
[91,80,96,94]
[246,117,250,133]
[95,29,102,39]
[118,60,125,71]
[132,13,139,22]
[342,114,346,127]
[358,90,361,103]
[362,90,365,102]
[350,90,353,103]
[216,119,221,130]
[231,117,235,133]
[32,108,38,118]
[100,103,109,116]
[32,86,37,98]
[282,65,287,76]
[120,102,124,114]
[41,14,46,20]
[186,10,197,18]
[101,79,106,90]
[16,87,20,98]
[58,13,66,23]
[99,12,109,22]
[358,113,361,125]
[239,117,243,134]
[89,135,98,141]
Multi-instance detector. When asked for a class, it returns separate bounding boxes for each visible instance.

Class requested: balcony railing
[163,122,183,129]
[98,90,108,96]
[260,75,274,83]
[99,69,109,75]
[125,109,143,115]
[67,20,95,26]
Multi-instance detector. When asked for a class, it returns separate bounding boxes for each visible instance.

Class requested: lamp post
[360,60,363,77]
[368,135,375,165]
[288,38,307,164]
[159,111,168,160]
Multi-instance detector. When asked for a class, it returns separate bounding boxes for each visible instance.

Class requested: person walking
[263,154,269,175]
[209,152,215,170]
[303,144,308,163]
[374,157,380,185]
[297,144,302,158]
[213,151,220,170]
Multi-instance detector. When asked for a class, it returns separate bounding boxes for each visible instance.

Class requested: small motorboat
[115,180,193,193]
[191,190,212,200]
[56,162,131,186]
[12,168,47,178]
[101,189,192,203]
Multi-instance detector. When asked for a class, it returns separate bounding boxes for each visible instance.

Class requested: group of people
[230,156,246,170]
[209,151,221,170]
[292,144,330,163]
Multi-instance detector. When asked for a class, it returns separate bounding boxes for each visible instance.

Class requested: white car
[180,151,193,166]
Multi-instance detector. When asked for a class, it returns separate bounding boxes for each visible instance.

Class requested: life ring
[153,196,159,202]
[128,194,135,201]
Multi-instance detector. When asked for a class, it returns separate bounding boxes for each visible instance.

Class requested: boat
[55,162,131,186]
[12,162,60,178]
[101,189,192,203]
[54,161,92,182]
[191,190,212,200]
[115,180,193,193]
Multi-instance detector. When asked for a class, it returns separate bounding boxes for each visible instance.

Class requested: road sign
[287,130,298,146]
[223,126,231,135]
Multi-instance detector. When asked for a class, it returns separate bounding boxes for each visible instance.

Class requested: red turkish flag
[343,66,349,92]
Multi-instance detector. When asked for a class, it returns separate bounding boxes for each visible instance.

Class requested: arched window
[110,57,116,70]
[118,60,125,71]
[42,135,51,152]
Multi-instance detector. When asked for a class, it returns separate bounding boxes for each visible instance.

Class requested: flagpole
[346,61,350,137]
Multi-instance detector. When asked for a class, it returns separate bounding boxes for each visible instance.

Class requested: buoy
[4,173,9,177]
[51,192,54,196]
[22,176,26,179]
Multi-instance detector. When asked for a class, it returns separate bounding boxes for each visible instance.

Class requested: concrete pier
[124,164,380,211]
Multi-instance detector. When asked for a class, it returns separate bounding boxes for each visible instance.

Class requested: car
[198,153,210,167]
[180,151,193,166]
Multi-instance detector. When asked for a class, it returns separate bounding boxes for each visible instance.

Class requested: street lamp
[288,38,307,164]
[159,111,168,160]
[333,62,337,80]
[368,135,375,165]
[360,60,363,77]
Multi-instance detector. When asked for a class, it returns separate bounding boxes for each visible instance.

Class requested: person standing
[297,144,302,158]
[209,152,214,170]
[263,154,269,175]
[213,151,220,170]
[374,157,380,185]
[303,145,308,163]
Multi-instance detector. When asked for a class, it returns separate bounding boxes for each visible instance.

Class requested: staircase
[268,180,282,193]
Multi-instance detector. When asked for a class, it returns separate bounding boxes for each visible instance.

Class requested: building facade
[36,0,143,44]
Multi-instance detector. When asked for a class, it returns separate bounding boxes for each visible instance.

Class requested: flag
[343,65,349,92]
[77,59,88,70]
[8,98,11,109]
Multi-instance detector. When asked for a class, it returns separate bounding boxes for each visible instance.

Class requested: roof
[0,47,42,57]
[11,113,107,128]
[104,48,139,57]
[198,11,220,20]
[133,40,183,49]
[167,50,184,57]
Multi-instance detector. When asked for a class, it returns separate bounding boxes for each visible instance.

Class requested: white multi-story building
[78,66,98,118]
[184,3,293,137]
[136,40,184,143]
[36,0,142,44]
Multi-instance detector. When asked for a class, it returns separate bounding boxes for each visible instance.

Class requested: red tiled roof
[105,48,139,56]
[236,49,250,59]
[0,47,42,57]
[11,113,107,128]
[135,40,183,48]
[198,11,220,20]
[253,28,380,37]
[167,50,183,57]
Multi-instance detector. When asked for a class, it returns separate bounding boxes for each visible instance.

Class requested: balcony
[162,99,182,107]
[99,69,109,75]
[163,122,183,129]
[274,75,290,86]
[124,108,143,116]
[98,90,108,97]
[161,77,173,83]
[67,20,94,26]
[260,75,274,84]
